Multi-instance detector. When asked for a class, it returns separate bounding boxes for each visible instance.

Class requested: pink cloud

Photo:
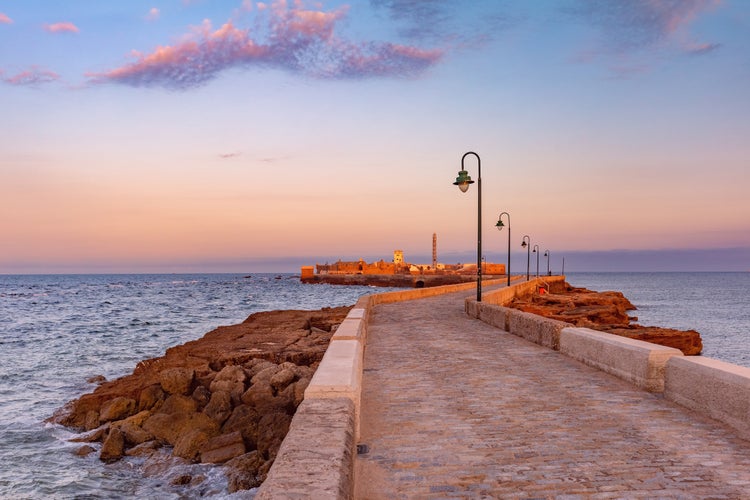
[572,0,722,55]
[146,8,160,22]
[44,22,80,34]
[2,67,60,86]
[87,1,443,90]
[0,12,12,24]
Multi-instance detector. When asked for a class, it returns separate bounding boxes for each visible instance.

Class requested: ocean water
[0,273,394,499]
[1,272,748,498]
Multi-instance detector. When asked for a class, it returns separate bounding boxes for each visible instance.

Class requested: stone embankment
[506,281,703,355]
[49,306,350,494]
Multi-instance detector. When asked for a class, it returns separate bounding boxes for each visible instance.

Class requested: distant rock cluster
[50,306,351,493]
[509,283,703,355]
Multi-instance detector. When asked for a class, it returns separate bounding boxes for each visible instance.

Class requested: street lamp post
[453,151,482,302]
[532,244,540,278]
[521,235,531,281]
[495,212,511,287]
[544,249,551,276]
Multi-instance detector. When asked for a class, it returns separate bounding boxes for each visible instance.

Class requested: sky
[1,0,748,273]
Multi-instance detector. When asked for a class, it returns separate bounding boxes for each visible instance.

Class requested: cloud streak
[2,66,60,86]
[87,1,443,90]
[569,0,721,56]
[44,21,80,34]
[0,12,12,24]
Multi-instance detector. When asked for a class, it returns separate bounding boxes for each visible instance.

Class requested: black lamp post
[544,249,551,276]
[453,151,482,302]
[521,235,531,281]
[495,212,510,286]
[532,244,540,278]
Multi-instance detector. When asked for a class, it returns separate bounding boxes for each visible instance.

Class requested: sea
[0,271,748,498]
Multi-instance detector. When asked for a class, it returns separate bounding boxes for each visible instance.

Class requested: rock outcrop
[50,306,351,493]
[509,283,702,355]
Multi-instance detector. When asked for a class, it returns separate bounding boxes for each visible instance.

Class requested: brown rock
[143,412,219,446]
[74,445,96,457]
[203,390,233,425]
[84,410,100,431]
[159,367,194,395]
[222,405,260,447]
[250,365,281,387]
[269,368,295,392]
[87,375,106,385]
[245,359,277,378]
[50,307,350,431]
[100,427,125,462]
[99,397,136,423]
[241,381,275,408]
[69,424,109,443]
[509,282,703,355]
[173,429,211,461]
[292,377,310,407]
[124,440,160,457]
[159,394,198,415]
[138,384,165,412]
[115,421,153,446]
[191,385,211,409]
[225,450,269,492]
[200,431,246,464]
[256,411,291,460]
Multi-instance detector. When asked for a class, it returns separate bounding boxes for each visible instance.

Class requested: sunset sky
[1,0,748,273]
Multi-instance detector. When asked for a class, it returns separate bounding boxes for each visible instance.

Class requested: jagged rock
[87,375,106,385]
[125,440,160,457]
[99,397,136,423]
[225,451,270,492]
[69,424,109,443]
[203,390,233,425]
[173,429,211,461]
[222,405,260,447]
[143,412,219,446]
[115,421,153,446]
[250,365,281,387]
[159,394,198,415]
[74,445,96,457]
[509,283,703,355]
[100,427,125,462]
[138,384,165,412]
[84,410,100,431]
[256,412,291,460]
[269,368,295,392]
[200,431,246,464]
[49,306,351,489]
[241,381,275,409]
[159,368,194,396]
[191,385,211,409]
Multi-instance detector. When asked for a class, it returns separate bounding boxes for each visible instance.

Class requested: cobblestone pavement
[354,290,750,499]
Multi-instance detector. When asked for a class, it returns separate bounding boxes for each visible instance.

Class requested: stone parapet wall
[665,356,750,441]
[559,327,683,392]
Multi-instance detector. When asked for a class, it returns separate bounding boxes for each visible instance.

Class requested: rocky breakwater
[49,306,351,493]
[509,283,702,355]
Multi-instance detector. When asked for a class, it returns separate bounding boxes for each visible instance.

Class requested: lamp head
[521,240,527,248]
[544,251,549,257]
[453,169,474,193]
[495,218,505,231]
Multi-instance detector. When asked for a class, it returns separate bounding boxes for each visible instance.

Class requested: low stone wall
[254,398,355,499]
[559,327,683,392]
[664,356,750,441]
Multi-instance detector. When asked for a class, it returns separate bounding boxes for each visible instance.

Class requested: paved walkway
[354,289,750,499]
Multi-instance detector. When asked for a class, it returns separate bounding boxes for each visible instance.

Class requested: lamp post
[532,244,540,278]
[495,212,511,287]
[544,249,551,276]
[521,235,531,281]
[453,151,482,302]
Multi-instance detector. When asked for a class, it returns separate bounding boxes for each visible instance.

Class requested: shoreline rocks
[49,306,351,493]
[508,283,703,355]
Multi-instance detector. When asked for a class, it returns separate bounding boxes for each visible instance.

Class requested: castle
[300,234,505,281]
